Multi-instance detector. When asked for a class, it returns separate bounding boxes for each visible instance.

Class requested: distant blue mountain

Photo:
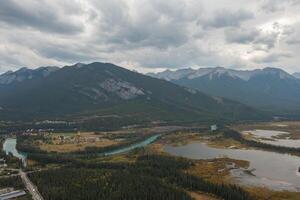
[149,67,300,116]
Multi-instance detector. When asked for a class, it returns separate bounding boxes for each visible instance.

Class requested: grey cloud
[37,45,96,62]
[285,22,300,45]
[253,22,295,50]
[225,26,281,50]
[286,39,300,45]
[0,0,84,34]
[252,52,292,63]
[91,0,201,49]
[0,0,298,73]
[261,0,286,12]
[201,9,254,28]
[0,54,24,70]
[225,28,260,44]
[253,32,278,50]
[261,0,300,12]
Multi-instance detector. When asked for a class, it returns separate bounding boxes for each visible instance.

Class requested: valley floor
[1,122,300,200]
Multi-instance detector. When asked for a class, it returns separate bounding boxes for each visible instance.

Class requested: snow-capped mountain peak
[149,67,295,82]
[148,68,195,81]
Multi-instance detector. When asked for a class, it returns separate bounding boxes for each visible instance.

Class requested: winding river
[2,138,27,166]
[2,135,160,165]
[103,134,160,156]
[165,142,300,191]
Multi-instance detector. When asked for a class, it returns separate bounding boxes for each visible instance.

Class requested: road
[19,170,44,200]
[0,169,41,179]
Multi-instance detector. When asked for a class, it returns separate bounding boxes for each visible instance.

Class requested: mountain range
[0,62,262,123]
[149,67,300,116]
[0,66,59,85]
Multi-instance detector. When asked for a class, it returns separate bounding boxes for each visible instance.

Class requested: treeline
[28,154,253,200]
[29,168,191,200]
[3,152,23,168]
[133,155,252,200]
[0,136,4,146]
[16,135,47,154]
[0,116,149,134]
[223,129,300,154]
[0,176,24,189]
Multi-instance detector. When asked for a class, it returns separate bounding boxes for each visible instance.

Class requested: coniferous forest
[28,154,253,200]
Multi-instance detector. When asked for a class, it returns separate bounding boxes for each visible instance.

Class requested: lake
[165,142,300,191]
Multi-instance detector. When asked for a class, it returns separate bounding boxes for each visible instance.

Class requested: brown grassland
[38,132,121,153]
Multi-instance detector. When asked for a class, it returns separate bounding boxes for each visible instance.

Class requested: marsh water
[165,142,300,191]
[243,129,300,148]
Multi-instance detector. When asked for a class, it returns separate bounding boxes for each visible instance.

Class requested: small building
[86,137,97,143]
[59,135,65,141]
[0,190,26,200]
[210,124,217,131]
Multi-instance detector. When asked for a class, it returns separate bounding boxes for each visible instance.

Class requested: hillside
[0,62,263,122]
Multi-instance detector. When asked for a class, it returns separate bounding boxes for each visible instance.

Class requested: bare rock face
[100,78,145,100]
[78,87,108,101]
[213,96,224,104]
[184,87,197,94]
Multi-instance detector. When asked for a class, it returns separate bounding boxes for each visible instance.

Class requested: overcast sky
[0,0,300,73]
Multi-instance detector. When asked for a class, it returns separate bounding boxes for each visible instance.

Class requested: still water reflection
[165,142,300,191]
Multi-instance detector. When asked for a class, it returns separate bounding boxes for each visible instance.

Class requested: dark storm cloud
[0,0,83,34]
